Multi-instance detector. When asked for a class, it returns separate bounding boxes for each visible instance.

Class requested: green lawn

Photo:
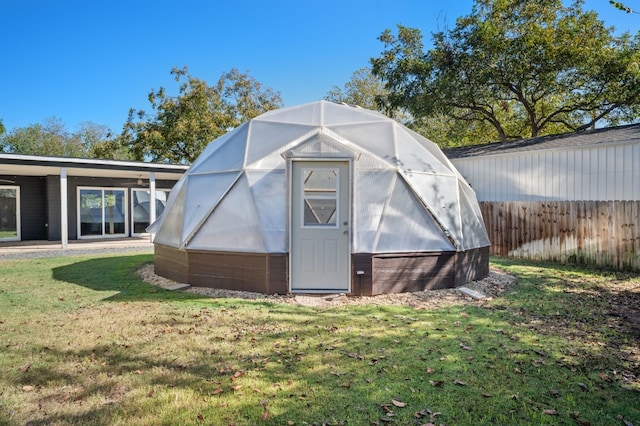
[0,254,638,425]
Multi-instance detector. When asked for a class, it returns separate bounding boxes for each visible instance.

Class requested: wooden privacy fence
[479,201,640,270]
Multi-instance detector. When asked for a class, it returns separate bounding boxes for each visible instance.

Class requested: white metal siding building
[445,124,640,202]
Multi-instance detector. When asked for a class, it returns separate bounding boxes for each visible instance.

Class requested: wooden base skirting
[154,245,490,296]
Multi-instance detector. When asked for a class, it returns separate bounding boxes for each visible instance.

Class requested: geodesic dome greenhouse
[151,101,490,295]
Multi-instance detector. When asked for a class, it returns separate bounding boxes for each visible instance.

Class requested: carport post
[149,172,156,241]
[149,172,156,223]
[60,167,68,249]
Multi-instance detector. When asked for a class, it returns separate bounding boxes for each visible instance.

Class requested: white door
[290,161,350,292]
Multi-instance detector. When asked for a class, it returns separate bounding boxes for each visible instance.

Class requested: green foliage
[121,67,283,164]
[0,118,131,160]
[0,117,83,157]
[372,0,640,143]
[324,67,388,111]
[610,0,638,14]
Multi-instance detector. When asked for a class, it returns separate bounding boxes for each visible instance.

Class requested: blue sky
[1,0,638,134]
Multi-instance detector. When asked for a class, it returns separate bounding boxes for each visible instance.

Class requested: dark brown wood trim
[153,246,488,296]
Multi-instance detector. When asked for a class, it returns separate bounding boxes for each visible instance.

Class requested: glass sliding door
[0,186,20,241]
[104,190,125,235]
[78,188,127,238]
[132,189,170,235]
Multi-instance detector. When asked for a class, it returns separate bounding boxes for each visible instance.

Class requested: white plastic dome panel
[146,175,185,235]
[355,150,396,170]
[181,171,241,247]
[352,170,395,252]
[458,181,490,250]
[257,102,322,126]
[407,127,466,180]
[187,173,266,252]
[246,169,287,252]
[401,171,462,247]
[188,127,239,172]
[152,179,186,247]
[245,121,315,166]
[395,126,456,176]
[321,102,388,125]
[375,174,456,252]
[330,122,397,165]
[245,151,287,171]
[189,123,249,174]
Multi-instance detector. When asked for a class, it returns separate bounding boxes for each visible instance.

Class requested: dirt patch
[137,264,516,309]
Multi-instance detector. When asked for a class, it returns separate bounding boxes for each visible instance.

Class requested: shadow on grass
[51,254,205,303]
[490,257,640,371]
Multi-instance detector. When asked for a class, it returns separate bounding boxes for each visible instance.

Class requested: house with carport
[0,153,187,247]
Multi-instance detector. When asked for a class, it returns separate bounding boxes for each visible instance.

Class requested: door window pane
[304,198,337,225]
[302,168,338,227]
[0,187,19,240]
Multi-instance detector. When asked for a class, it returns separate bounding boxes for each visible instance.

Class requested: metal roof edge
[0,152,189,172]
[443,123,640,160]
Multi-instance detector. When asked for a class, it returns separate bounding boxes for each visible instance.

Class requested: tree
[324,67,387,111]
[0,118,122,159]
[121,67,283,164]
[372,0,640,142]
[0,117,84,156]
[77,122,135,161]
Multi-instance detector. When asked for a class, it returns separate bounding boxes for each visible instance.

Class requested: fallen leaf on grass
[599,373,611,382]
[429,380,444,387]
[231,384,243,391]
[531,359,545,367]
[453,379,467,386]
[380,403,395,416]
[231,371,244,381]
[392,399,406,407]
[22,385,34,392]
[543,409,558,416]
[212,388,224,395]
[426,367,435,374]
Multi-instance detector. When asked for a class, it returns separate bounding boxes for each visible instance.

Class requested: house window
[0,186,20,241]
[131,189,170,235]
[78,187,127,238]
